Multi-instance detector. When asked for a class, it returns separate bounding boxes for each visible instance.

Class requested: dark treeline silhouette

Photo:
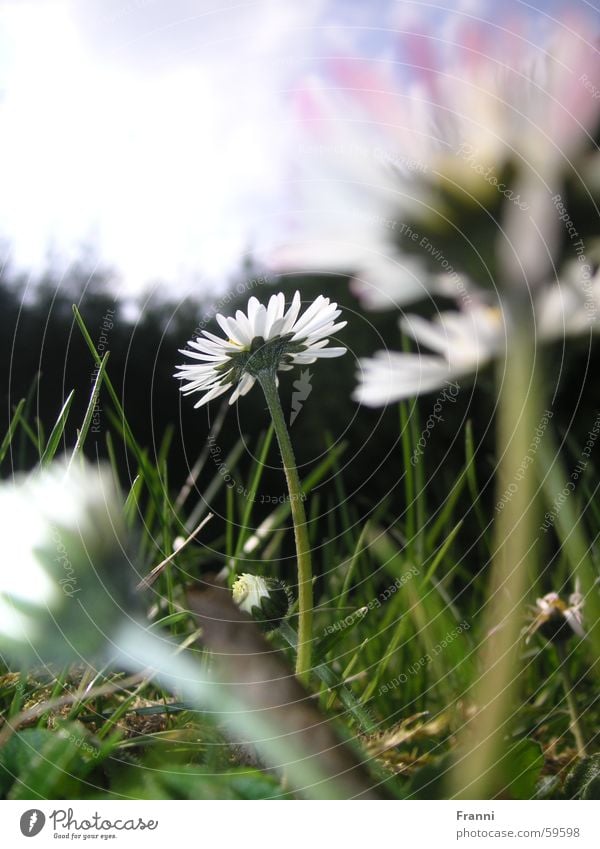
[1,257,597,577]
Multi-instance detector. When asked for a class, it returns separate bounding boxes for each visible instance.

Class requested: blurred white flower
[354,304,505,406]
[537,258,600,339]
[525,588,585,644]
[355,256,600,407]
[172,535,186,552]
[0,458,135,666]
[275,21,600,306]
[175,291,347,408]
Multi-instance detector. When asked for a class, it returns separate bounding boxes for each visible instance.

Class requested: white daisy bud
[231,573,290,630]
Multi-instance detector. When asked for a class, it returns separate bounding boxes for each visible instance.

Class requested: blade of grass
[422,520,463,586]
[537,433,600,667]
[338,520,372,609]
[18,372,40,469]
[278,620,377,733]
[72,305,163,513]
[425,464,468,550]
[185,437,246,529]
[69,352,109,466]
[124,475,143,526]
[242,441,347,555]
[40,390,75,465]
[465,419,492,549]
[231,425,274,573]
[399,400,415,541]
[0,398,25,464]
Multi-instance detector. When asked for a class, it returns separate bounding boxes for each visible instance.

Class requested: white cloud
[0,0,324,297]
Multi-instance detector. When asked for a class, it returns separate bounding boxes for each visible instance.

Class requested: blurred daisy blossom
[175,291,347,408]
[525,588,585,644]
[537,257,600,338]
[354,304,505,406]
[0,459,135,666]
[276,22,600,310]
[355,260,600,407]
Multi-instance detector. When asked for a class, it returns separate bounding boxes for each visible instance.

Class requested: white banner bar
[0,800,598,847]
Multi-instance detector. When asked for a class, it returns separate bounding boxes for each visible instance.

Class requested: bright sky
[0,0,323,298]
[0,0,593,300]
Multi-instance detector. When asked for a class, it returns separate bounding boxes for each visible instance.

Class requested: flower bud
[231,573,290,630]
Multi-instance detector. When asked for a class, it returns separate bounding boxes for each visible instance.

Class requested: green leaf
[69,351,109,461]
[40,390,75,465]
[110,765,283,800]
[0,398,26,465]
[313,605,369,663]
[406,755,453,799]
[499,739,544,800]
[564,755,600,799]
[1,723,102,799]
[278,620,377,733]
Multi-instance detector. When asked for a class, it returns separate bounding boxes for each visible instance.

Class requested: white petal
[289,295,329,335]
[351,255,429,310]
[216,313,233,339]
[401,314,451,357]
[279,290,302,333]
[234,310,254,345]
[178,349,229,363]
[229,373,256,404]
[353,352,458,406]
[292,306,335,338]
[223,316,248,346]
[193,382,232,408]
[307,346,347,357]
[189,338,234,355]
[201,330,239,349]
[239,375,256,396]
[247,296,260,322]
[264,292,286,339]
[252,304,267,338]
[303,320,347,343]
[290,354,318,364]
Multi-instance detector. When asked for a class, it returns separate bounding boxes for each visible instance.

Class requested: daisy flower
[525,589,585,644]
[0,458,136,666]
[354,303,505,406]
[523,582,588,756]
[175,291,347,408]
[176,289,347,680]
[355,259,600,408]
[232,572,290,630]
[274,21,600,309]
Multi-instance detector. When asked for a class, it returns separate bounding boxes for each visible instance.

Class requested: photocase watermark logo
[290,369,312,426]
[19,810,46,837]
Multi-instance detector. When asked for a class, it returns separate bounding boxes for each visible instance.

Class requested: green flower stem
[556,643,588,758]
[452,323,540,798]
[258,370,313,682]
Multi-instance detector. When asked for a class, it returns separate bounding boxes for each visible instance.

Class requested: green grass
[0,310,598,801]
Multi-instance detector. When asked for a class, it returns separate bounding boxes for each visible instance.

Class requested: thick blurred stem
[452,321,539,798]
[556,643,588,758]
[258,371,313,682]
[112,619,379,798]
